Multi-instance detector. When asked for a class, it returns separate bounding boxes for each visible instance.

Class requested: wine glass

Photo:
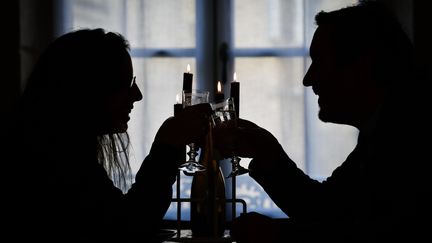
[178,89,210,174]
[211,97,249,177]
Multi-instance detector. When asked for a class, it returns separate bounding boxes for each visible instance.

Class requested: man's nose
[131,83,143,102]
[303,66,314,87]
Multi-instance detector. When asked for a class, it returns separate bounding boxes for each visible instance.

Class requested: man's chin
[318,110,349,125]
[318,110,337,123]
[318,110,329,122]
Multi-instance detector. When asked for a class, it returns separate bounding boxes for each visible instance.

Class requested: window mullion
[233,47,308,57]
[196,0,216,93]
[130,48,195,58]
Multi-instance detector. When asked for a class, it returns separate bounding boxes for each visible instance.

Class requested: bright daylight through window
[62,0,358,220]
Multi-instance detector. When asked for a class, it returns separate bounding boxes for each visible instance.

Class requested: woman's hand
[154,103,212,147]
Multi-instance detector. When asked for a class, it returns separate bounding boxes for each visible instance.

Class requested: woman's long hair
[18,28,133,191]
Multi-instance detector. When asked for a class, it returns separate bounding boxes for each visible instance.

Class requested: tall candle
[215,80,225,103]
[176,65,192,116]
[230,72,240,117]
[174,93,183,116]
[183,64,193,93]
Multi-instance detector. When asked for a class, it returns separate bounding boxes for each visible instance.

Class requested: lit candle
[176,64,193,116]
[174,92,183,116]
[215,80,225,103]
[183,64,193,93]
[230,72,240,117]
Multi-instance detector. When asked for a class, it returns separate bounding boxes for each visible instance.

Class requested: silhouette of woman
[4,28,210,242]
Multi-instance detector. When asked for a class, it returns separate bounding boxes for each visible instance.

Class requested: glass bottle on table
[190,118,226,238]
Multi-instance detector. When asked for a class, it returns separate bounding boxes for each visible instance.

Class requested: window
[61,0,358,220]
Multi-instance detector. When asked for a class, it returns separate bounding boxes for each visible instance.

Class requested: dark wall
[0,0,57,128]
[380,0,414,41]
[0,1,20,128]
[20,0,57,87]
[413,0,432,78]
[378,0,431,82]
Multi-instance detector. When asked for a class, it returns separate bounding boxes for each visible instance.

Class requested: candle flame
[187,64,191,73]
[217,81,222,92]
[233,72,237,82]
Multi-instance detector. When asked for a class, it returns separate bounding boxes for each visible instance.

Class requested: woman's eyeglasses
[130,76,136,88]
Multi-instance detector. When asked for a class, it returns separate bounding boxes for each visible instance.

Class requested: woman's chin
[113,116,130,133]
[100,123,128,135]
[115,123,128,133]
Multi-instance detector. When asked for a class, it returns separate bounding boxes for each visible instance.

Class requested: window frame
[59,0,359,220]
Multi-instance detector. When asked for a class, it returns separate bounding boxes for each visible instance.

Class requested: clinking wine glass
[211,97,249,177]
[178,90,210,174]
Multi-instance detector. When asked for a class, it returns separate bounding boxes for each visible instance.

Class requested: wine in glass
[178,89,210,174]
[211,97,249,177]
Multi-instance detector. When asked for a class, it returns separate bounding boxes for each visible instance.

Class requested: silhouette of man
[222,1,430,242]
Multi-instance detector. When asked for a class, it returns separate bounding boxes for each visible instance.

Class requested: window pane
[166,173,193,220]
[304,56,358,178]
[305,86,358,178]
[69,0,125,33]
[68,0,196,48]
[235,0,304,48]
[126,0,196,48]
[236,57,306,167]
[305,0,358,46]
[304,0,359,179]
[128,58,196,173]
[233,57,305,217]
[65,0,360,221]
[233,0,359,218]
[306,0,358,18]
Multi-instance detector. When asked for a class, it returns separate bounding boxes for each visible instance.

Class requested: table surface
[160,229,234,243]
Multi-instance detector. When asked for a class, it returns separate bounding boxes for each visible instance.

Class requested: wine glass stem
[187,143,198,161]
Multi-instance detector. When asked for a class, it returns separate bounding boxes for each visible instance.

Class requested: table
[160,229,234,243]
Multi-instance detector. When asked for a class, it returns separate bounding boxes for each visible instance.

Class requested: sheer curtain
[60,0,358,220]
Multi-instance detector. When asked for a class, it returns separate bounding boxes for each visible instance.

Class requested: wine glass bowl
[211,97,249,177]
[178,90,210,174]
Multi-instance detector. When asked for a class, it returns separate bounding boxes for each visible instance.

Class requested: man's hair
[315,0,414,88]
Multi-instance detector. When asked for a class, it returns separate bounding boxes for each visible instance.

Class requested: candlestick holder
[170,167,248,242]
